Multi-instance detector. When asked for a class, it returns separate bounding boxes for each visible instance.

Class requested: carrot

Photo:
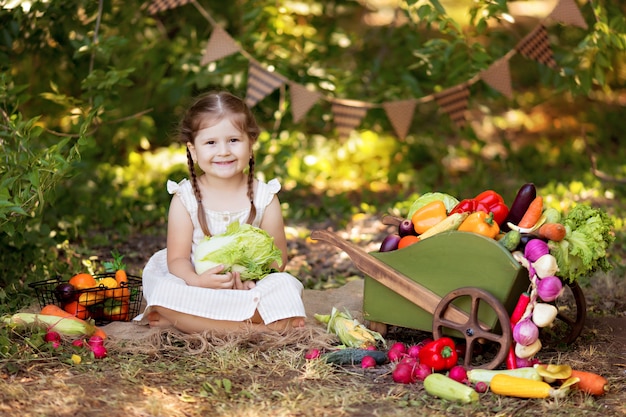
[91,327,108,340]
[536,222,566,242]
[570,369,609,396]
[115,269,128,286]
[517,196,543,228]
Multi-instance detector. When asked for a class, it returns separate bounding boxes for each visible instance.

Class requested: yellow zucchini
[490,374,565,399]
[423,373,479,404]
[466,367,542,385]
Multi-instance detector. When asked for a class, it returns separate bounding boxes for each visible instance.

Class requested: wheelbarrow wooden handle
[310,229,470,325]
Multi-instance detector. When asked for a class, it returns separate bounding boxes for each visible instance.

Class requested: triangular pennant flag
[382,99,417,140]
[147,0,191,15]
[201,27,240,66]
[289,82,322,123]
[245,62,285,108]
[480,58,513,99]
[549,0,588,30]
[516,25,557,69]
[434,85,470,128]
[331,99,368,138]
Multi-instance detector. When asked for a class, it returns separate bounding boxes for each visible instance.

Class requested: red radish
[389,342,407,354]
[401,356,417,365]
[361,356,377,369]
[304,348,321,360]
[71,339,85,348]
[412,363,432,381]
[387,349,405,362]
[407,344,422,359]
[448,365,468,383]
[419,337,433,346]
[88,335,104,348]
[91,344,107,359]
[50,340,61,349]
[392,362,415,384]
[475,381,488,393]
[44,331,61,342]
[365,345,377,351]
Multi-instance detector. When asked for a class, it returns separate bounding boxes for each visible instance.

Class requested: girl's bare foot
[267,317,306,331]
[147,310,173,328]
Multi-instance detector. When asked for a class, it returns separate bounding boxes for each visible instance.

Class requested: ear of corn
[418,212,469,240]
[490,374,567,399]
[3,313,96,337]
[315,307,386,349]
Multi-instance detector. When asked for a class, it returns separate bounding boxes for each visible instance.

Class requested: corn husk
[3,313,96,337]
[314,307,386,349]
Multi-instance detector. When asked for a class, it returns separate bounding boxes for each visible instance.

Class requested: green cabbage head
[193,222,283,280]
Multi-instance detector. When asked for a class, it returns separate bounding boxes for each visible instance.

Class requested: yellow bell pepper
[411,200,448,235]
[458,211,500,239]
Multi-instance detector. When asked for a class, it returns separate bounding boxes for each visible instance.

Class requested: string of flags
[147,0,588,139]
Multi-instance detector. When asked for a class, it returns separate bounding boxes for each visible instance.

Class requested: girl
[135,91,306,333]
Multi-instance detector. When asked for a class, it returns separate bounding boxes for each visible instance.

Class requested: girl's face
[187,116,252,180]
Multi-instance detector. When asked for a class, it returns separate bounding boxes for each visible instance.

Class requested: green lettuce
[193,222,283,280]
[548,204,615,283]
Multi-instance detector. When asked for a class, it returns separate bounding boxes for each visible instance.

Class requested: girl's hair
[179,91,261,236]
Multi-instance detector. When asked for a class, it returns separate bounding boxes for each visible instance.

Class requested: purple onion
[513,318,539,346]
[536,276,564,302]
[524,239,550,263]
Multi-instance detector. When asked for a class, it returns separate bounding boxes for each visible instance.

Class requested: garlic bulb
[532,254,559,278]
[532,303,558,327]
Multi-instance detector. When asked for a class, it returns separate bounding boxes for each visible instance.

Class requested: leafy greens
[194,222,283,281]
[548,204,615,283]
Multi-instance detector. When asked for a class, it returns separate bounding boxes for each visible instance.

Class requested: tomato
[103,300,130,321]
[398,235,420,249]
[64,301,90,320]
[68,273,97,290]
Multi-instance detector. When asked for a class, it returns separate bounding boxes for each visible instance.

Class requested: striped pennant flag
[245,62,285,108]
[516,25,557,69]
[382,99,417,140]
[434,85,470,128]
[480,57,513,99]
[201,27,240,66]
[289,82,322,123]
[549,0,588,30]
[331,99,368,138]
[147,0,191,15]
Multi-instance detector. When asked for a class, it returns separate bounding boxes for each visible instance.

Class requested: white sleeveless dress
[134,178,306,324]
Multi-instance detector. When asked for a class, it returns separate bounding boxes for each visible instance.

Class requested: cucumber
[498,230,521,251]
[423,373,479,404]
[501,183,536,232]
[322,348,388,366]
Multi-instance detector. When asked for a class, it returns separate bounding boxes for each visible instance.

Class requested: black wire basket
[29,273,143,325]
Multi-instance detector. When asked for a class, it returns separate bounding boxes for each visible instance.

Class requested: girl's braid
[245,157,257,225]
[187,147,211,236]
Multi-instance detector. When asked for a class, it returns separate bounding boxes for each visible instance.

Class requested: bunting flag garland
[331,99,369,138]
[147,0,191,15]
[549,0,588,30]
[515,25,557,69]
[434,85,471,128]
[245,62,286,108]
[382,99,418,140]
[480,57,514,99]
[201,27,241,66]
[289,82,322,123]
[148,0,588,138]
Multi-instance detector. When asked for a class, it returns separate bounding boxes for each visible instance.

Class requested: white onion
[532,254,559,278]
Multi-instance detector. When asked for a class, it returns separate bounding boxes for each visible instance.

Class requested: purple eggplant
[380,234,401,252]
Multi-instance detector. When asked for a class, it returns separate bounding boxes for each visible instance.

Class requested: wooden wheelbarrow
[311,225,587,370]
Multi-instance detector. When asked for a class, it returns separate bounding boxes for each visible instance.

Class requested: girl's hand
[198,264,241,289]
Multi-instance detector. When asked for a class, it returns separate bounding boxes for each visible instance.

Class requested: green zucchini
[423,373,479,404]
[322,348,388,366]
[466,367,542,384]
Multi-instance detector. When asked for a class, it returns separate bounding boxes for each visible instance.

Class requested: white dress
[134,178,306,324]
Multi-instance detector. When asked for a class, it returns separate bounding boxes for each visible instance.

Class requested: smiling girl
[135,91,306,333]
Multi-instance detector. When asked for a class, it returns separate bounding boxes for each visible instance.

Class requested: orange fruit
[398,235,420,249]
[68,273,97,290]
[64,301,90,320]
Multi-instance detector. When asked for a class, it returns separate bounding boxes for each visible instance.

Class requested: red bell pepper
[418,337,458,371]
[474,190,509,226]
